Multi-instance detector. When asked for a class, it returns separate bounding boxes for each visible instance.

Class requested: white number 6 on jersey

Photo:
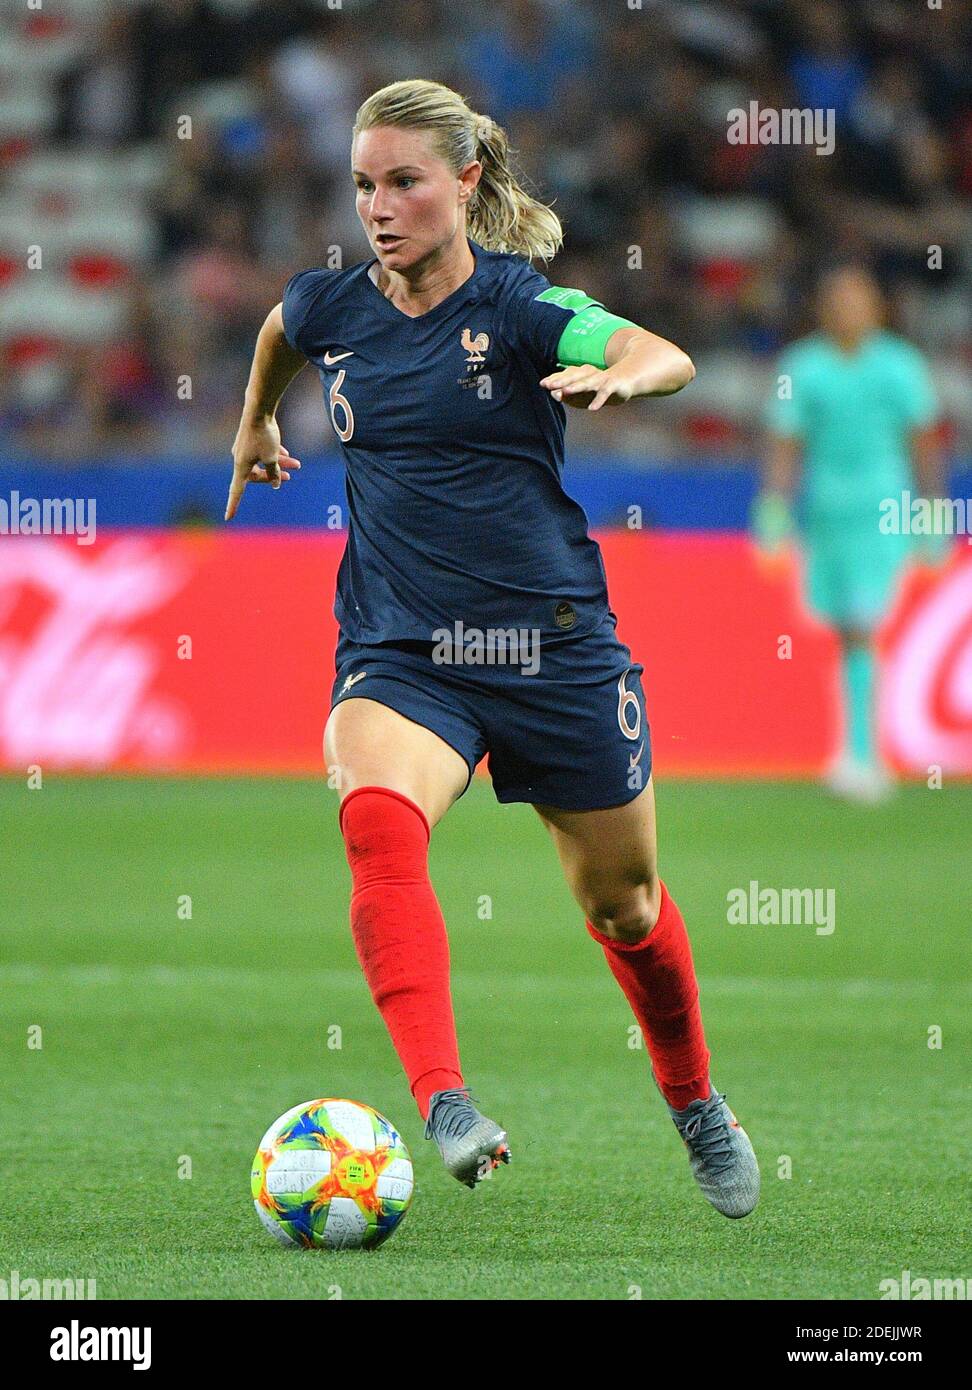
[329,368,355,442]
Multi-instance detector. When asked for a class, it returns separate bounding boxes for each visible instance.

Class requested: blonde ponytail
[469,111,562,262]
[353,79,563,263]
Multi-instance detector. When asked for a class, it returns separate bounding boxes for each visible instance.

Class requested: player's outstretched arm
[225,304,307,521]
[540,326,695,411]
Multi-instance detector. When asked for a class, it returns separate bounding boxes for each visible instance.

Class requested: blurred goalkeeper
[756,266,944,802]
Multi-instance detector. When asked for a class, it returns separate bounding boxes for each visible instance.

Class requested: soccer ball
[251,1098,414,1250]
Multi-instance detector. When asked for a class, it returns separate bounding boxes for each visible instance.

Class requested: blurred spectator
[130,0,241,137]
[55,6,141,146]
[460,0,595,124]
[787,1,866,121]
[271,12,363,173]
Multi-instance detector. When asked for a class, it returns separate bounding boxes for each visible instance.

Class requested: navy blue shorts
[330,616,651,811]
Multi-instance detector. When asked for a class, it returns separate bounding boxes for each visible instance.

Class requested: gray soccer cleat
[424,1086,511,1188]
[667,1086,760,1218]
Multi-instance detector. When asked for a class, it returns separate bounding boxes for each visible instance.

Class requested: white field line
[0,962,964,998]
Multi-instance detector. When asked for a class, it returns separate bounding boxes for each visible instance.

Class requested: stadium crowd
[0,0,969,461]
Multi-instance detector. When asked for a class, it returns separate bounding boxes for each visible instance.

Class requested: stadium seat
[0,91,56,139]
[680,352,770,428]
[2,331,62,368]
[67,252,131,289]
[0,194,155,265]
[0,31,86,79]
[9,148,164,201]
[0,276,127,341]
[673,195,780,261]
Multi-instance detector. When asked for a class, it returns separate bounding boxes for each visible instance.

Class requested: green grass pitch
[2,775,970,1300]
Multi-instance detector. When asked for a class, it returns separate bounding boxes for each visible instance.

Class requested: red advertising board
[1,530,969,777]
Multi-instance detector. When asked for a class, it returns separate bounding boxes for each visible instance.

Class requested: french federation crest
[461,327,490,365]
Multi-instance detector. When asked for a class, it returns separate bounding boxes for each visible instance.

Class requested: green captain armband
[537,287,639,369]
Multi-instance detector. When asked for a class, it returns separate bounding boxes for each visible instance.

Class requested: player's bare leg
[533,777,661,942]
[326,698,510,1186]
[325,695,468,828]
[825,626,893,804]
[534,780,760,1218]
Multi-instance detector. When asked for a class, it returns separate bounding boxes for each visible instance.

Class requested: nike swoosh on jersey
[341,671,368,693]
[323,350,354,365]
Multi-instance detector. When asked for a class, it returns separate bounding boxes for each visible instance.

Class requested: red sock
[339,786,463,1121]
[587,880,710,1110]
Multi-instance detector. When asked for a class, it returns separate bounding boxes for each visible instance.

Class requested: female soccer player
[226,79,759,1218]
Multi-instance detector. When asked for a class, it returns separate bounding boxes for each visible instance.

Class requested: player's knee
[339,786,430,883]
[585,872,660,944]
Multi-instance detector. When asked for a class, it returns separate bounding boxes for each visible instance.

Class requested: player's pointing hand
[540,365,635,411]
[225,413,302,521]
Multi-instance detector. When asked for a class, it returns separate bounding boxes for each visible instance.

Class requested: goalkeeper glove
[751,490,795,553]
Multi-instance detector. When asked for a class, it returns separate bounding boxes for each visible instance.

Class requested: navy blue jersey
[282,237,614,646]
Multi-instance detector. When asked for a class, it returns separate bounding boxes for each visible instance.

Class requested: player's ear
[458,160,482,204]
